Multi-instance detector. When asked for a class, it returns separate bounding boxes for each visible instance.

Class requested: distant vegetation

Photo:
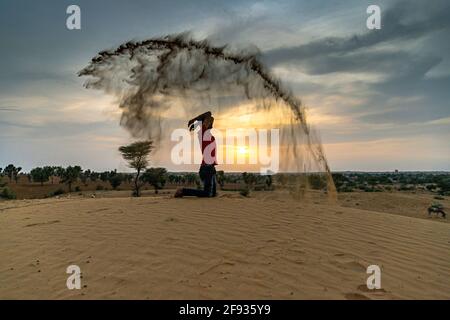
[30,166,54,186]
[106,170,124,190]
[330,172,450,195]
[2,164,21,183]
[1,163,449,201]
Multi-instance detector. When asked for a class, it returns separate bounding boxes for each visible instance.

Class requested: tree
[216,170,225,190]
[141,168,167,194]
[107,170,123,190]
[43,166,55,184]
[80,169,90,186]
[14,166,22,183]
[185,173,198,185]
[125,174,133,184]
[61,166,82,192]
[331,173,349,191]
[265,175,273,189]
[241,172,257,196]
[54,166,65,184]
[3,164,14,182]
[118,141,153,197]
[242,172,257,188]
[167,174,175,184]
[90,171,99,182]
[100,171,109,182]
[3,164,21,183]
[50,166,59,184]
[30,167,51,186]
[0,168,5,185]
[437,177,450,196]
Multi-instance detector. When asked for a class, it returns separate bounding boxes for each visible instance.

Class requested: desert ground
[1,189,449,300]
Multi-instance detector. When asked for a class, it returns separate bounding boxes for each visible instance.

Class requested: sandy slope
[0,191,449,299]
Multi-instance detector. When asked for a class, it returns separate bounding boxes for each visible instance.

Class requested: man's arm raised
[188,111,212,131]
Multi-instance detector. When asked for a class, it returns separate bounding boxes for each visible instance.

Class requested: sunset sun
[237,146,249,155]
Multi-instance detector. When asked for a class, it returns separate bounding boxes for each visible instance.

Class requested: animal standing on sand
[427,204,446,218]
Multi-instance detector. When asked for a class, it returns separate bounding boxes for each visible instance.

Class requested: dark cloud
[252,0,450,134]
[285,50,442,76]
[263,0,450,68]
[0,107,21,112]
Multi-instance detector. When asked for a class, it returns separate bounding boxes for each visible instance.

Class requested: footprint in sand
[87,208,109,214]
[332,253,366,272]
[344,261,366,272]
[25,220,60,227]
[199,260,235,275]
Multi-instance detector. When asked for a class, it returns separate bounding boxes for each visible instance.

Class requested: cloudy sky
[0,0,449,172]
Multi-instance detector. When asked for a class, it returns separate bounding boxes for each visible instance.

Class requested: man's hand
[188,111,211,131]
[188,119,196,131]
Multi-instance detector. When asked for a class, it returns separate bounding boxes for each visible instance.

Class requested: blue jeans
[181,165,217,197]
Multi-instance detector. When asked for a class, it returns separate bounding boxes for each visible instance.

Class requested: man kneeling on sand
[174,111,217,198]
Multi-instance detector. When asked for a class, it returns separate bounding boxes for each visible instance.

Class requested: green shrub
[75,186,81,192]
[96,185,104,191]
[51,188,65,196]
[108,173,123,190]
[338,186,354,192]
[431,202,444,209]
[0,187,16,200]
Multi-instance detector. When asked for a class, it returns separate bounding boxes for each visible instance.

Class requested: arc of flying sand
[79,33,336,198]
[79,33,306,128]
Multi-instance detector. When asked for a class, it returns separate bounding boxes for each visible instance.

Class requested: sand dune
[0,191,449,299]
